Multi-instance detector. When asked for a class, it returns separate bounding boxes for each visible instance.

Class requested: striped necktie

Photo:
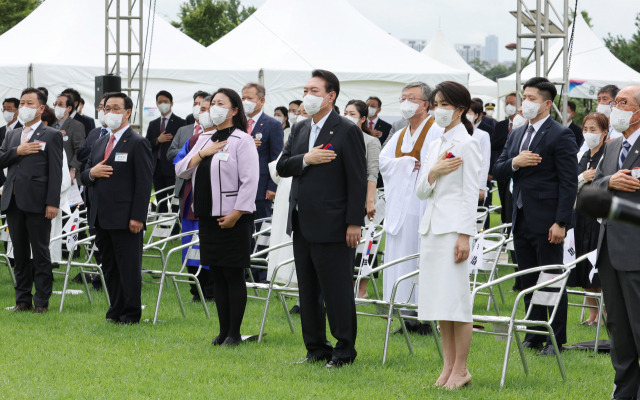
[619,140,631,170]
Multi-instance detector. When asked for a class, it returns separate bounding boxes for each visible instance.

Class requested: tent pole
[27,63,33,87]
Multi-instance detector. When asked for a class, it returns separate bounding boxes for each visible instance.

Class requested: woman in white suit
[415,81,481,389]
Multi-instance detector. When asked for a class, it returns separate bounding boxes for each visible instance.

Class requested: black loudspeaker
[94,75,121,117]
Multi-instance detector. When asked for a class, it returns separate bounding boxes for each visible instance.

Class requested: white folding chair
[353,225,385,300]
[470,233,507,314]
[0,221,15,286]
[476,206,489,232]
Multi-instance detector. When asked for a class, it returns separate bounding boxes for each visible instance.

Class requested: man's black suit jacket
[494,117,578,234]
[74,113,95,134]
[185,113,195,126]
[0,122,63,213]
[491,118,511,175]
[568,121,584,149]
[276,110,367,243]
[81,127,153,229]
[371,118,392,146]
[0,121,22,186]
[145,113,186,177]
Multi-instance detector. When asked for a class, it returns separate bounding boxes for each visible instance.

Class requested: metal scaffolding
[105,0,144,130]
[513,0,570,123]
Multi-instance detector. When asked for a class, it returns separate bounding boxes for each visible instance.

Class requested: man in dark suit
[53,94,86,184]
[241,83,284,219]
[494,77,578,356]
[591,85,640,400]
[277,69,367,368]
[494,93,517,223]
[183,90,209,126]
[0,88,63,313]
[61,88,95,134]
[0,97,22,186]
[81,92,153,324]
[145,90,185,213]
[365,96,392,145]
[566,100,584,148]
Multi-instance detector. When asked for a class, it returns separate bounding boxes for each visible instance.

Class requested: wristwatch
[556,221,566,228]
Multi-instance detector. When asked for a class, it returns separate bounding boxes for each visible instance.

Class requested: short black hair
[61,88,81,108]
[56,94,74,109]
[21,87,47,106]
[156,90,173,102]
[311,69,340,99]
[193,90,210,101]
[3,98,19,109]
[104,92,134,111]
[274,106,290,128]
[289,100,302,107]
[79,97,85,105]
[567,100,577,113]
[523,77,557,101]
[367,96,382,108]
[470,99,484,115]
[41,105,57,126]
[598,84,620,99]
[37,87,48,97]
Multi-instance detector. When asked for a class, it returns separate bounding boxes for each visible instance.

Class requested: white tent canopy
[206,0,469,115]
[422,28,497,99]
[498,13,640,99]
[0,0,255,127]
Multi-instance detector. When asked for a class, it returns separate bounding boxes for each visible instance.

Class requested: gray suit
[58,117,86,170]
[167,123,196,200]
[592,134,640,399]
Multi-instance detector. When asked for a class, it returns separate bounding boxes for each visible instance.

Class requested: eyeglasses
[399,97,426,103]
[104,106,125,113]
[611,100,640,108]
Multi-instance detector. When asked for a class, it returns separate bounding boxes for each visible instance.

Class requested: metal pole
[535,0,542,77]
[138,0,144,130]
[516,0,522,107]
[561,0,569,124]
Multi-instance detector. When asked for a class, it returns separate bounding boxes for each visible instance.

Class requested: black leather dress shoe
[12,302,32,312]
[33,306,48,314]
[537,344,563,356]
[221,336,242,347]
[211,335,226,346]
[522,341,544,351]
[325,359,353,369]
[289,305,300,315]
[293,355,332,365]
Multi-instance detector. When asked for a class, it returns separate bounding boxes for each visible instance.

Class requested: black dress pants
[292,212,357,363]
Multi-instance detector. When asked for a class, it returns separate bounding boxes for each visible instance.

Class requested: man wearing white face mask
[0,88,63,313]
[494,77,578,356]
[592,85,640,399]
[241,83,284,221]
[53,94,86,184]
[365,96,392,145]
[378,82,442,334]
[0,97,21,188]
[146,90,186,214]
[579,85,623,155]
[81,92,153,324]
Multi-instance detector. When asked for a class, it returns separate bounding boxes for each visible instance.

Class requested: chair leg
[152,272,167,325]
[194,277,210,319]
[258,287,272,342]
[547,327,566,381]
[430,321,443,360]
[500,322,515,387]
[58,263,72,312]
[400,315,414,355]
[279,293,295,333]
[6,261,16,286]
[595,296,603,353]
[382,308,394,365]
[172,277,187,318]
[79,267,92,304]
[512,329,529,375]
[97,266,110,306]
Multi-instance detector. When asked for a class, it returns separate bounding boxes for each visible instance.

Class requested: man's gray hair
[242,82,266,98]
[402,82,431,101]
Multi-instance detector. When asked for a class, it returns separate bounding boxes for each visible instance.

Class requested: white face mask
[54,106,67,120]
[583,132,603,150]
[242,100,257,115]
[427,109,436,118]
[512,114,527,129]
[288,113,297,124]
[199,110,214,129]
[97,110,106,126]
[596,103,612,118]
[367,107,377,118]
[192,105,200,121]
[3,110,15,123]
[400,100,420,120]
[274,115,284,124]
[210,105,230,126]
[486,109,494,117]
[105,112,124,130]
[157,103,171,115]
[344,115,360,126]
[303,94,327,116]
[610,107,640,132]
[505,104,517,117]
[521,99,544,120]
[466,113,476,124]
[18,106,39,124]
[434,108,456,129]
[296,115,309,124]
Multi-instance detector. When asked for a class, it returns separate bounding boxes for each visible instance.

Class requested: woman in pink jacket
[176,88,259,346]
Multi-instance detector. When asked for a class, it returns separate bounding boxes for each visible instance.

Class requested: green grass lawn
[0,201,614,399]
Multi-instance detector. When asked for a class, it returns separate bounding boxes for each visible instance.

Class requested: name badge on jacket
[36,140,46,151]
[216,152,229,162]
[115,153,128,162]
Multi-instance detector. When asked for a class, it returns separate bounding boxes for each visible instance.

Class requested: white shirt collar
[160,112,172,121]
[70,111,77,119]
[528,115,550,133]
[369,116,379,126]
[623,128,640,148]
[247,109,263,124]
[443,122,465,143]
[8,120,19,130]
[110,124,129,146]
[311,111,332,132]
[24,120,42,133]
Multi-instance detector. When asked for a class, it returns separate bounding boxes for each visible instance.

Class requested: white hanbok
[472,127,491,196]
[50,152,72,262]
[266,156,296,285]
[379,116,442,302]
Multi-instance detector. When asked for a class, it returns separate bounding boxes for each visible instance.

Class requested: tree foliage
[604,13,640,73]
[171,0,256,46]
[0,0,41,35]
[469,59,518,82]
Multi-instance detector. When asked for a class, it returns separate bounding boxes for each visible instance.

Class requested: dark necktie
[521,124,535,151]
[158,117,167,159]
[99,128,108,138]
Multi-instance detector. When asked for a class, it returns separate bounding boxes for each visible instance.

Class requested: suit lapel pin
[330,131,334,135]
[635,150,639,154]
[260,123,263,126]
